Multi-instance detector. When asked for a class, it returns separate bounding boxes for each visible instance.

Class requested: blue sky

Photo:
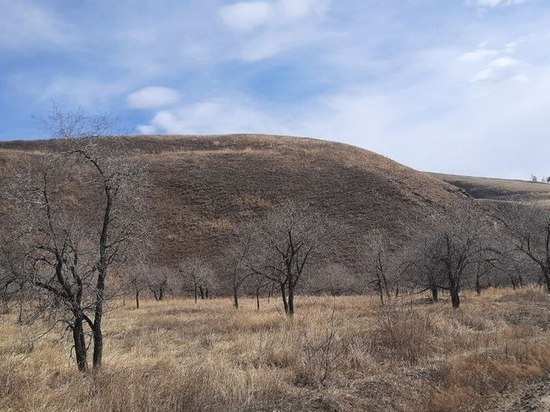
[1,0,550,178]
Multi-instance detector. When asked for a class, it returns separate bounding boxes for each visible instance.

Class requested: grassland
[1,288,549,411]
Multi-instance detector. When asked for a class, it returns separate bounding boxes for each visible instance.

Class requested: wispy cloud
[127,87,182,109]
[0,0,75,49]
[466,0,527,8]
[219,0,331,61]
[459,42,525,83]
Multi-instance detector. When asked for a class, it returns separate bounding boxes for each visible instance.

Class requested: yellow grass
[0,287,549,411]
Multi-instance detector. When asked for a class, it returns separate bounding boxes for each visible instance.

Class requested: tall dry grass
[0,287,549,411]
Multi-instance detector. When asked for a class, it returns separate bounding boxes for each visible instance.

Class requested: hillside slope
[429,172,550,206]
[1,135,472,267]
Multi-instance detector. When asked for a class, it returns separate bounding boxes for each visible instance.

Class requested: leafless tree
[0,230,28,318]
[3,107,144,371]
[246,272,272,311]
[218,222,255,309]
[507,202,550,293]
[307,263,358,296]
[146,266,173,301]
[357,230,394,305]
[406,208,494,308]
[249,201,326,316]
[180,257,215,302]
[126,264,148,309]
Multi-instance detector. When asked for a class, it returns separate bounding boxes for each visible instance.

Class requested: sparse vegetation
[2,133,550,410]
[0,288,548,411]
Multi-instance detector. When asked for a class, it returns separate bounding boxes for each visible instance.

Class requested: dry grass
[0,287,549,411]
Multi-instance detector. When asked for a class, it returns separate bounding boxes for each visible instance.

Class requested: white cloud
[219,0,329,32]
[218,0,331,60]
[137,97,287,135]
[278,0,329,19]
[467,0,527,8]
[459,43,524,83]
[41,77,128,108]
[127,86,181,109]
[219,1,273,32]
[459,49,499,62]
[0,0,74,49]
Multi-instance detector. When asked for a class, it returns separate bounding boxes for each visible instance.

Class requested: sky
[1,0,550,178]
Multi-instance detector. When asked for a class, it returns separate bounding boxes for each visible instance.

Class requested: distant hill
[1,135,476,267]
[428,172,550,207]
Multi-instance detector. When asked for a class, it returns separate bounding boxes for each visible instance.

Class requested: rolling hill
[1,134,476,267]
[428,172,550,206]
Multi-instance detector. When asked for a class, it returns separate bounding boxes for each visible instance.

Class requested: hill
[428,172,550,206]
[1,134,473,267]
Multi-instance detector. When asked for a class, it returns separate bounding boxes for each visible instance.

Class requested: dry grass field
[1,288,549,411]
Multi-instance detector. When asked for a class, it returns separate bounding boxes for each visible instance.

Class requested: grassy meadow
[1,288,549,411]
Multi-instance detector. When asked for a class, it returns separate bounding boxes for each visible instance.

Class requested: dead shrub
[295,314,345,387]
[371,305,434,364]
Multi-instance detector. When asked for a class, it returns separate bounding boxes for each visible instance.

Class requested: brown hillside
[429,172,550,206]
[0,135,472,267]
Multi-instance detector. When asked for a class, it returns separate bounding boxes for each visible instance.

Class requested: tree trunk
[73,317,88,372]
[92,324,103,368]
[256,288,260,311]
[18,297,24,324]
[92,276,105,368]
[135,290,140,309]
[475,275,482,295]
[450,288,460,308]
[288,282,294,316]
[376,276,385,305]
[199,286,205,300]
[194,282,198,303]
[382,273,391,301]
[544,269,550,294]
[280,283,288,314]
[430,285,439,303]
[233,286,239,309]
[448,275,460,308]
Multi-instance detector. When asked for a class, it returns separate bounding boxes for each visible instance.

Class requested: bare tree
[403,234,446,303]
[218,222,255,309]
[3,107,143,371]
[0,230,28,318]
[357,230,393,305]
[180,257,215,302]
[507,203,550,293]
[126,264,149,309]
[146,266,173,301]
[246,272,272,311]
[406,208,493,308]
[307,263,358,296]
[249,201,326,316]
